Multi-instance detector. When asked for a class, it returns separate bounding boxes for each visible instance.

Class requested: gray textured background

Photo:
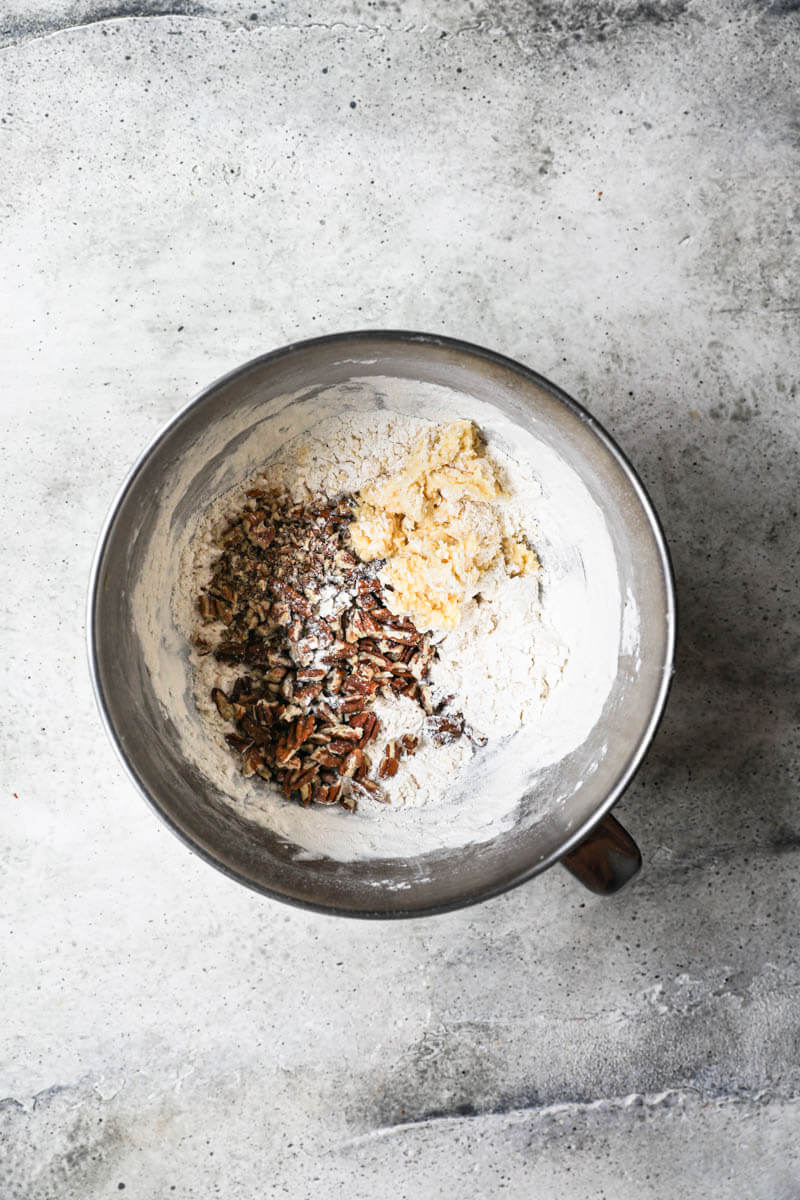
[2,1,799,1196]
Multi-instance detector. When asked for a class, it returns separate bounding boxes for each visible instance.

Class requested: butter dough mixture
[350,419,537,630]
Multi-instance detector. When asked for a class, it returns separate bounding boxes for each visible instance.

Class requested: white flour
[135,379,624,862]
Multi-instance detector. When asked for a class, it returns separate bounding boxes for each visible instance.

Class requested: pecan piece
[314,781,342,805]
[226,732,252,753]
[311,747,342,769]
[378,741,400,779]
[350,609,382,638]
[252,699,274,726]
[230,675,257,702]
[215,641,248,664]
[322,641,353,662]
[342,677,378,697]
[291,763,320,791]
[282,583,312,617]
[352,712,379,747]
[316,700,339,725]
[296,667,327,682]
[327,724,361,742]
[212,688,234,721]
[352,778,388,802]
[239,715,272,747]
[215,603,234,625]
[380,626,420,645]
[326,667,345,696]
[198,593,218,621]
[294,682,323,706]
[340,748,365,778]
[287,616,305,642]
[241,745,264,777]
[428,714,464,745]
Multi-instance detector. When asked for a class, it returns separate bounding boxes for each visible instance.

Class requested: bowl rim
[87,329,677,918]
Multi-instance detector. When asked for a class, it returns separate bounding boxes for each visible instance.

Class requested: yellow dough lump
[350,420,538,631]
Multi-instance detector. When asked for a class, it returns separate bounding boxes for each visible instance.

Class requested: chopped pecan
[241,745,264,777]
[230,675,257,702]
[296,667,327,682]
[253,699,275,726]
[198,593,217,621]
[351,712,379,747]
[327,738,356,756]
[277,703,303,721]
[378,741,400,779]
[239,715,271,747]
[212,688,234,721]
[381,628,422,648]
[195,485,473,811]
[293,714,315,747]
[314,782,342,805]
[428,714,464,745]
[225,732,252,753]
[323,641,353,662]
[340,748,365,778]
[327,724,361,742]
[215,641,248,664]
[311,747,342,769]
[294,682,323,706]
[352,778,388,802]
[325,666,345,694]
[316,700,339,725]
[342,677,378,697]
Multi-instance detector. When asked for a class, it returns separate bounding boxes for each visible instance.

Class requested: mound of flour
[168,404,620,860]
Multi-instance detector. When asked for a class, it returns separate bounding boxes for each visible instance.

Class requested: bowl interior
[90,333,674,915]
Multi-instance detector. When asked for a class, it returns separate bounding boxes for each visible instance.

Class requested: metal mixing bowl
[88,331,675,916]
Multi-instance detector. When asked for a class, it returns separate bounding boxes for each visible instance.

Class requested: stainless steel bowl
[88,331,675,916]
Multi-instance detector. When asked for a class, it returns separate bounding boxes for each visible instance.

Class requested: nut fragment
[314,782,342,805]
[428,713,464,745]
[225,732,251,753]
[353,778,388,803]
[198,593,217,621]
[241,745,263,777]
[327,724,361,742]
[212,688,234,721]
[378,749,400,779]
[340,748,365,779]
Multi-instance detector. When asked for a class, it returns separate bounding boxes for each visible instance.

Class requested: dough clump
[350,420,538,630]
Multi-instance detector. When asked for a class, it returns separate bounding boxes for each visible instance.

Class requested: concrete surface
[2,1,799,1196]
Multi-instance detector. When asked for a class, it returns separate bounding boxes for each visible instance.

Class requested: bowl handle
[561,813,641,894]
